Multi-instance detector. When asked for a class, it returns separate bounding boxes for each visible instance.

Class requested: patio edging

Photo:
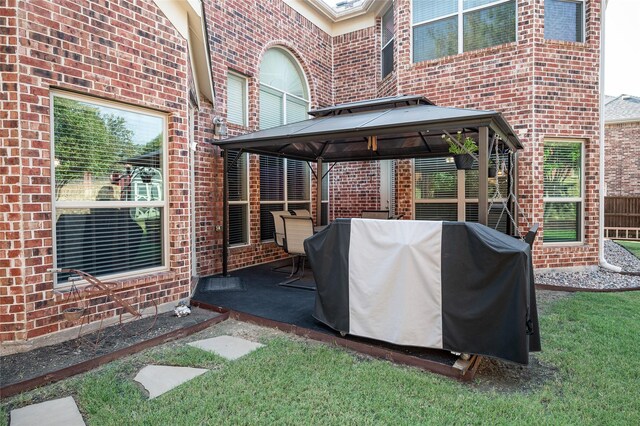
[0,311,229,398]
[190,300,481,382]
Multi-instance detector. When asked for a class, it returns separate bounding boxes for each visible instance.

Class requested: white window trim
[229,152,250,248]
[227,71,249,127]
[410,0,518,63]
[542,139,585,246]
[544,0,586,43]
[50,90,169,287]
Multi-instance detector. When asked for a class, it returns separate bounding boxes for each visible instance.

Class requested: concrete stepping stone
[134,365,208,399]
[188,335,264,360]
[10,396,85,426]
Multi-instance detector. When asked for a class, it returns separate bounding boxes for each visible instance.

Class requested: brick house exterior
[1,0,604,346]
[604,95,640,196]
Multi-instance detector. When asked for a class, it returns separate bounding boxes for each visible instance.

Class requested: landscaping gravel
[535,240,640,290]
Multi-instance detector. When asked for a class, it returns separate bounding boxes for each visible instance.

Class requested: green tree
[53,98,136,199]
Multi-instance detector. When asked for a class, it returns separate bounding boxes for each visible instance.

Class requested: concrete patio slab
[10,396,85,426]
[188,335,264,360]
[134,365,208,399]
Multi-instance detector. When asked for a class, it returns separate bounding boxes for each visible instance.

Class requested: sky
[605,0,640,96]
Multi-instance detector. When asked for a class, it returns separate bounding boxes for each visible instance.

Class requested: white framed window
[544,0,585,42]
[227,71,248,126]
[414,155,510,231]
[228,150,249,246]
[543,140,584,244]
[381,5,394,78]
[412,0,517,63]
[259,47,311,240]
[51,91,167,286]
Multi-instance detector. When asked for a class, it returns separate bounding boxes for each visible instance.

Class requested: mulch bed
[0,307,222,392]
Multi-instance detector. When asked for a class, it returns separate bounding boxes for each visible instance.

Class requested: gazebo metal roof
[213,96,522,162]
[212,96,523,276]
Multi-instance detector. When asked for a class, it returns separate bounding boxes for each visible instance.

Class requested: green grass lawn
[3,292,640,425]
[616,240,640,259]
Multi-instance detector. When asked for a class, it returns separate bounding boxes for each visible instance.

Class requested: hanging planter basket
[62,283,86,322]
[63,307,85,322]
[453,154,474,170]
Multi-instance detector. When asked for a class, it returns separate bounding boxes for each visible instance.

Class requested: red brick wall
[605,121,640,196]
[2,0,605,343]
[195,0,336,276]
[388,0,602,268]
[0,0,25,342]
[531,0,601,268]
[1,0,193,343]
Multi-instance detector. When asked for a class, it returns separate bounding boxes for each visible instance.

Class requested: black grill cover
[304,219,540,365]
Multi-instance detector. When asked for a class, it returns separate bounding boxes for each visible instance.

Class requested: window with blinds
[412,0,516,62]
[414,155,510,229]
[228,150,249,246]
[259,157,310,241]
[52,93,166,286]
[381,6,394,78]
[259,47,311,241]
[227,72,247,126]
[543,140,583,243]
[544,0,584,42]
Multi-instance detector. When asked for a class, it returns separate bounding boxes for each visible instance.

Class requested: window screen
[381,6,394,78]
[413,17,458,62]
[415,157,458,200]
[259,85,284,130]
[415,203,458,221]
[463,1,516,52]
[286,96,308,124]
[227,73,246,126]
[260,156,284,201]
[53,94,165,285]
[545,0,584,42]
[228,150,248,245]
[412,0,516,62]
[287,160,310,201]
[413,0,457,24]
[543,141,583,243]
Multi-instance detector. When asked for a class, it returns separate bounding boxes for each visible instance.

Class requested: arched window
[259,48,311,241]
[259,48,309,129]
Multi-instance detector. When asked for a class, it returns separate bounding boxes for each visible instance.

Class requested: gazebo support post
[478,126,489,226]
[316,157,323,225]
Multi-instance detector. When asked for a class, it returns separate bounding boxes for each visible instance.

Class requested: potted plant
[442,132,478,170]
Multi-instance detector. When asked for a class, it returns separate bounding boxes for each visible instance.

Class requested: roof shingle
[605,94,640,122]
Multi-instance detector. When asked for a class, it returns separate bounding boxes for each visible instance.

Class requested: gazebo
[213,95,523,275]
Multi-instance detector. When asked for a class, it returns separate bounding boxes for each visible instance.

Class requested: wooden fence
[604,196,640,240]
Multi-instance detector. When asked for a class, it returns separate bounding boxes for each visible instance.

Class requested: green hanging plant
[442,132,478,155]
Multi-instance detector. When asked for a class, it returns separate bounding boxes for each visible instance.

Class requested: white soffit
[153,0,215,104]
[284,0,390,36]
